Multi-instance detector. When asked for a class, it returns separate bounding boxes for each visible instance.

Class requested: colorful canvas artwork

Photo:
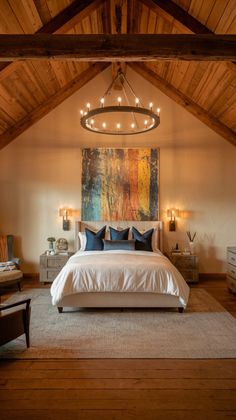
[81,148,159,221]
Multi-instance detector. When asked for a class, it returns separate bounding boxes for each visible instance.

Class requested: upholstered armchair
[0,235,23,297]
[0,298,31,347]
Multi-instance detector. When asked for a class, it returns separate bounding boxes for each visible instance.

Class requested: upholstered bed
[50,221,190,313]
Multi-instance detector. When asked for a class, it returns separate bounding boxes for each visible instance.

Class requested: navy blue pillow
[103,240,135,251]
[85,226,106,251]
[109,227,129,240]
[131,227,154,252]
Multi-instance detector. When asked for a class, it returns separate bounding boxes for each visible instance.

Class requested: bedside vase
[189,241,195,255]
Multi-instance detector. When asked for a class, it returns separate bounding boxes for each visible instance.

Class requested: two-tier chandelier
[80,70,160,135]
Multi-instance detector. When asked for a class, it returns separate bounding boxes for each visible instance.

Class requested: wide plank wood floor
[0,277,236,420]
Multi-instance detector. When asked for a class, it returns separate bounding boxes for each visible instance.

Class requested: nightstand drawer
[180,269,199,283]
[227,263,236,280]
[45,269,61,281]
[45,257,68,269]
[227,276,236,292]
[171,255,198,269]
[227,252,236,267]
[39,253,73,283]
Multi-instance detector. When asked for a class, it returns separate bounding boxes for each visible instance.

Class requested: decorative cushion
[103,240,135,251]
[131,227,154,252]
[0,261,17,272]
[109,227,129,241]
[85,226,106,251]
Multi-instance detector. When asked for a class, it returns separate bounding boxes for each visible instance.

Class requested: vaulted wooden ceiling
[0,0,235,150]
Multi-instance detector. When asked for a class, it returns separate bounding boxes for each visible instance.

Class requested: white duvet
[50,250,190,307]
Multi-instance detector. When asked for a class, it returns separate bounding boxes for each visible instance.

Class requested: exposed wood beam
[0,63,109,150]
[0,34,235,61]
[141,0,212,34]
[129,62,236,147]
[0,0,104,81]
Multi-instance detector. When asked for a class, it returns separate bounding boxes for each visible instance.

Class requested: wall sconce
[167,208,179,231]
[59,208,72,231]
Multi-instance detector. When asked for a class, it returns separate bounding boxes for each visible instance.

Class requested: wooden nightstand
[227,247,236,293]
[39,253,73,284]
[170,253,199,283]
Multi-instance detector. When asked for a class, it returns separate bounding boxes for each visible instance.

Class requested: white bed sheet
[50,250,190,308]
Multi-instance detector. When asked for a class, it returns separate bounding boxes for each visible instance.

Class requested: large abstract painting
[81,148,159,221]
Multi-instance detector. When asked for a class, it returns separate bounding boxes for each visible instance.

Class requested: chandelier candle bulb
[157,108,160,116]
[149,102,153,110]
[86,103,90,111]
[117,123,121,129]
[80,110,84,116]
[100,98,104,107]
[135,98,139,106]
[117,97,122,105]
[102,122,106,128]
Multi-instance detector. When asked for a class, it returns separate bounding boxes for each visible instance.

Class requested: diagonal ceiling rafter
[129,62,236,146]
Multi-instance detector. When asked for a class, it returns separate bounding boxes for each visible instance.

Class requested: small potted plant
[47,237,56,252]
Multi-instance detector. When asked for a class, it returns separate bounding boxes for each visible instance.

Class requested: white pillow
[78,232,86,251]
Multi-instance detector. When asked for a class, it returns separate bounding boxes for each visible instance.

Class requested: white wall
[0,67,235,273]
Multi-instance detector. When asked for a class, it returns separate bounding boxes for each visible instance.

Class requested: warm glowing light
[87,103,90,111]
[135,98,139,106]
[157,107,160,116]
[80,110,84,116]
[117,97,122,105]
[149,102,153,110]
[90,119,94,125]
[102,122,106,128]
[144,120,148,125]
[117,123,121,129]
[100,98,104,107]
[131,123,135,129]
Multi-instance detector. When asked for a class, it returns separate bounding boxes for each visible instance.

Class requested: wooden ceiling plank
[147,10,157,33]
[0,81,28,119]
[50,61,72,88]
[214,0,236,34]
[0,34,234,61]
[29,61,61,97]
[220,104,236,130]
[18,62,48,104]
[190,0,216,26]
[90,9,100,33]
[141,0,212,33]
[206,0,230,32]
[129,62,236,146]
[139,4,149,33]
[209,85,236,119]
[0,62,109,150]
[8,0,43,33]
[0,1,24,34]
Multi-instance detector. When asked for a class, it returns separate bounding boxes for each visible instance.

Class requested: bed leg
[58,307,63,313]
[178,307,184,313]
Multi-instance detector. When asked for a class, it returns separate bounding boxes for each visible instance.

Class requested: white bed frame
[56,221,184,313]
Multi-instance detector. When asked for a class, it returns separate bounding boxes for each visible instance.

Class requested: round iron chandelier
[80,70,160,135]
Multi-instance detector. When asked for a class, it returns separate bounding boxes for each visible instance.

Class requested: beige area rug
[0,288,236,359]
